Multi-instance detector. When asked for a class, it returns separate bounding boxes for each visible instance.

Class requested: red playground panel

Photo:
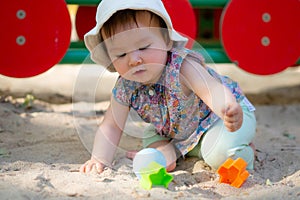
[162,0,197,48]
[221,0,300,75]
[75,0,197,48]
[0,0,71,78]
[75,6,97,41]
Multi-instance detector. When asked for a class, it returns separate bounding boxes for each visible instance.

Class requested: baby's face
[102,12,171,84]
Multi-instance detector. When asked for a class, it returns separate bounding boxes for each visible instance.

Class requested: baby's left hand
[222,102,243,132]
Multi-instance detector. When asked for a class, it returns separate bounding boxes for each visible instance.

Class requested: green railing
[65,0,228,7]
[61,42,230,64]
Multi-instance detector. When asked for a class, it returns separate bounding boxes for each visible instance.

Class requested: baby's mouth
[131,66,146,75]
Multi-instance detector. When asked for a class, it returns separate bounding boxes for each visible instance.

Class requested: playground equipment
[221,0,300,75]
[0,0,71,78]
[133,148,173,190]
[1,0,299,77]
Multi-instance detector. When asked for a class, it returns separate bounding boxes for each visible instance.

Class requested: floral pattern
[112,48,254,156]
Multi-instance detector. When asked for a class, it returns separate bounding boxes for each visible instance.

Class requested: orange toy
[217,158,249,188]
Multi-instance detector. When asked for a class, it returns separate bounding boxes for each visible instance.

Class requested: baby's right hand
[80,157,105,174]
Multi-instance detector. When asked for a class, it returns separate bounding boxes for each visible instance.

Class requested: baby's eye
[116,53,126,58]
[139,44,150,51]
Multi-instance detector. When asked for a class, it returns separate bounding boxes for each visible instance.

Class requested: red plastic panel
[75,6,97,40]
[76,0,197,48]
[221,0,300,75]
[0,0,71,78]
[162,0,197,48]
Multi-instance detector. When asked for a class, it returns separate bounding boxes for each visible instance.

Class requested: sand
[0,64,300,199]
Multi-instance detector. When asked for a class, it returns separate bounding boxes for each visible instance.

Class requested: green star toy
[139,162,173,190]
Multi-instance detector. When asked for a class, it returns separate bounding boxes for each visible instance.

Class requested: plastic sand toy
[139,161,173,190]
[133,148,173,190]
[217,157,249,188]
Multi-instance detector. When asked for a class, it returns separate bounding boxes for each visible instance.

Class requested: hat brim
[84,0,188,72]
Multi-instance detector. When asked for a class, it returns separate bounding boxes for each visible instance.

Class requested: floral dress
[112,48,254,156]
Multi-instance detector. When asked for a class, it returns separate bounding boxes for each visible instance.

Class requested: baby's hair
[101,9,168,39]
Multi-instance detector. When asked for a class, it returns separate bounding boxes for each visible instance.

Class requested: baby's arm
[80,97,129,173]
[180,58,243,132]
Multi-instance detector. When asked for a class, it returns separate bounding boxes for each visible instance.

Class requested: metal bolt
[16,36,26,45]
[16,10,26,20]
[261,36,270,46]
[262,13,271,23]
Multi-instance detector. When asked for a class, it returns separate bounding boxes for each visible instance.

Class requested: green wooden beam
[60,47,230,64]
[60,49,93,64]
[65,0,228,7]
[189,0,228,8]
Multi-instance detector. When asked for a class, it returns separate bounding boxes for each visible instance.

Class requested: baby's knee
[200,142,227,170]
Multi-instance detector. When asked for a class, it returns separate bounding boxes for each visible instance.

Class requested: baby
[80,0,256,173]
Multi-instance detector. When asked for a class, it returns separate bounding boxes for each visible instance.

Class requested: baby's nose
[128,50,142,67]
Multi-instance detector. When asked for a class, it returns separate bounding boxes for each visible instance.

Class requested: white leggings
[187,104,256,170]
[143,102,257,170]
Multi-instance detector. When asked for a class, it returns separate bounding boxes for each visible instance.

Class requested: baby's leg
[126,125,169,160]
[200,108,256,170]
[147,140,177,172]
[142,125,177,172]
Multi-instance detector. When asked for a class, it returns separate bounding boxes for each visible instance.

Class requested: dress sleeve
[112,77,131,106]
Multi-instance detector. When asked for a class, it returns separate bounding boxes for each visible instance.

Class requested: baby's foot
[126,150,138,160]
[249,142,256,157]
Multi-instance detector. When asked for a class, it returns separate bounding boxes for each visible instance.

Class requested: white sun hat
[84,0,188,72]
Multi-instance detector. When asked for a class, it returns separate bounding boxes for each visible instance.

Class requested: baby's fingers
[80,165,88,173]
[223,104,238,117]
[80,160,105,174]
[224,118,242,132]
[224,113,236,123]
[79,164,86,173]
[95,163,104,173]
[224,113,243,131]
[80,161,96,173]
